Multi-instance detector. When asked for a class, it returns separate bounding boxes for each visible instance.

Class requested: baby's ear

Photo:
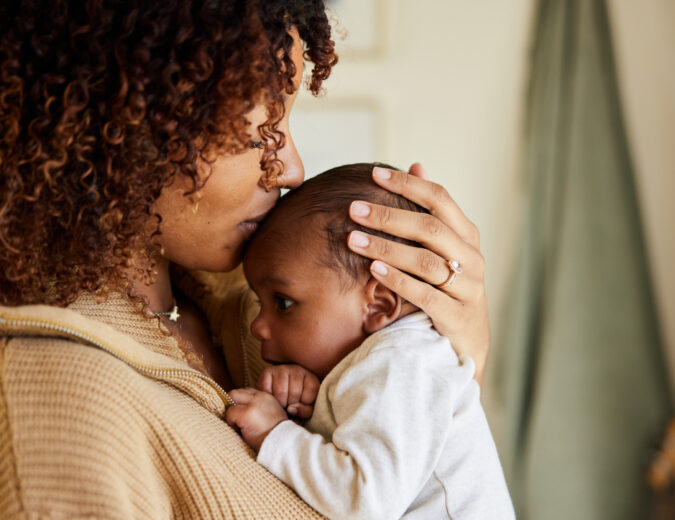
[362,276,402,334]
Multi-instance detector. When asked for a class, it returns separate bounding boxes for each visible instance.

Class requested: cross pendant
[169,305,180,322]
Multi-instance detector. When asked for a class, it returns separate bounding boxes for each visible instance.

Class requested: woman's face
[152,28,305,272]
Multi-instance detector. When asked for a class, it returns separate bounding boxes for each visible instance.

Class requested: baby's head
[243,163,428,378]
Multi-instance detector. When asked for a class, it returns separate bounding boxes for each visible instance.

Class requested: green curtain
[489,1,673,518]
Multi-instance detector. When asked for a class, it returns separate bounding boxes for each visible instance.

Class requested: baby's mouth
[260,345,282,365]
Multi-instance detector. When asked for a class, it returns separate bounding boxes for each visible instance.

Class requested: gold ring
[436,259,462,290]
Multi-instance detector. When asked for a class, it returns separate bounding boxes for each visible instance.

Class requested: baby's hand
[257,364,320,419]
[225,388,288,452]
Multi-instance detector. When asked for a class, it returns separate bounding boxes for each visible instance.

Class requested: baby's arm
[225,365,319,451]
[257,365,320,418]
[252,346,466,520]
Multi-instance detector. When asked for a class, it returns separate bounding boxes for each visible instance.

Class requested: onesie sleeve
[257,341,475,520]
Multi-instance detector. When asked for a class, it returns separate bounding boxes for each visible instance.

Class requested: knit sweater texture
[0,268,323,519]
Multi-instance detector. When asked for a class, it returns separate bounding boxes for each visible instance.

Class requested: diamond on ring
[435,259,462,290]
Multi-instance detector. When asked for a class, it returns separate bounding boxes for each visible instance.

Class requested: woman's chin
[200,250,243,273]
[166,232,248,273]
[172,244,243,273]
[209,242,246,273]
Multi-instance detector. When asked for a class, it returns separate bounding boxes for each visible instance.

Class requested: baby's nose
[250,313,271,342]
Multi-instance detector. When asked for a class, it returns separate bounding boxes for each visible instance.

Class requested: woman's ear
[362,276,402,334]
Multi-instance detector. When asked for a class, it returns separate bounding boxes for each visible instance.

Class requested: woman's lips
[239,203,276,239]
[238,221,259,239]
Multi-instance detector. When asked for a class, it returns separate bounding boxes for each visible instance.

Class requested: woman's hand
[347,164,490,385]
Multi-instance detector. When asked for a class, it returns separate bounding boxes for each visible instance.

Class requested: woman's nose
[274,134,304,189]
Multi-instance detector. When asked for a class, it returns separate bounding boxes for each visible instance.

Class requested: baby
[225,163,515,520]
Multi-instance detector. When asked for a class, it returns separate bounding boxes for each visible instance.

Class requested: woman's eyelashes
[274,295,295,312]
[249,140,264,150]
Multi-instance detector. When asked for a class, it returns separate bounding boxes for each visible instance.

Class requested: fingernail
[350,201,371,218]
[373,167,391,180]
[371,261,388,276]
[349,231,370,248]
[287,406,298,415]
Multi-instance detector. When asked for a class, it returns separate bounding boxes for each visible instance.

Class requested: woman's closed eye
[249,140,264,150]
[274,295,295,312]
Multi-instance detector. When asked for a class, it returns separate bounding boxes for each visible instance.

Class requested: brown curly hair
[0,0,337,307]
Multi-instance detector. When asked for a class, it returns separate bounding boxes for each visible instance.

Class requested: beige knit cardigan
[0,268,324,519]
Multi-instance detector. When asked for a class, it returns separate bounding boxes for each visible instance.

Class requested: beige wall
[293,0,535,345]
[292,0,675,392]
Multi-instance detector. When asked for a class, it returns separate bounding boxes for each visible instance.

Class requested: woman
[0,1,490,518]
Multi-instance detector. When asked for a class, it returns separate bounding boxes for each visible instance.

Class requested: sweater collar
[0,301,234,417]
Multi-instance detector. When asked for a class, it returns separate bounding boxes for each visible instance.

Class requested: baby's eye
[274,295,295,312]
[249,140,264,150]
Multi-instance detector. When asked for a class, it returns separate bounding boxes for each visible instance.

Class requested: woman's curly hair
[0,0,337,306]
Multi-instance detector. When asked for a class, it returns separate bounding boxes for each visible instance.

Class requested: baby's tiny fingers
[287,371,305,406]
[257,368,273,394]
[225,401,247,429]
[271,373,290,407]
[300,373,320,405]
[287,402,314,419]
[228,388,256,405]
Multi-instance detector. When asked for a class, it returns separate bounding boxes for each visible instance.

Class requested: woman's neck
[125,255,175,314]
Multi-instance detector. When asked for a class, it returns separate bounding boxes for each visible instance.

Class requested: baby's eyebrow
[262,275,291,287]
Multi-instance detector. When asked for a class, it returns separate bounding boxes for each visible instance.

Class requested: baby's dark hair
[256,162,429,286]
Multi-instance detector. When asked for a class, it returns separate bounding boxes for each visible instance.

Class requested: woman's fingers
[350,164,491,385]
[348,229,484,300]
[369,261,463,336]
[407,162,429,180]
[369,260,490,379]
[369,166,480,248]
[349,201,478,261]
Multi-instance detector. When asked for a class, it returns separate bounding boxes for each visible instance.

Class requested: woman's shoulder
[0,329,169,433]
[0,330,166,515]
[0,314,324,520]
